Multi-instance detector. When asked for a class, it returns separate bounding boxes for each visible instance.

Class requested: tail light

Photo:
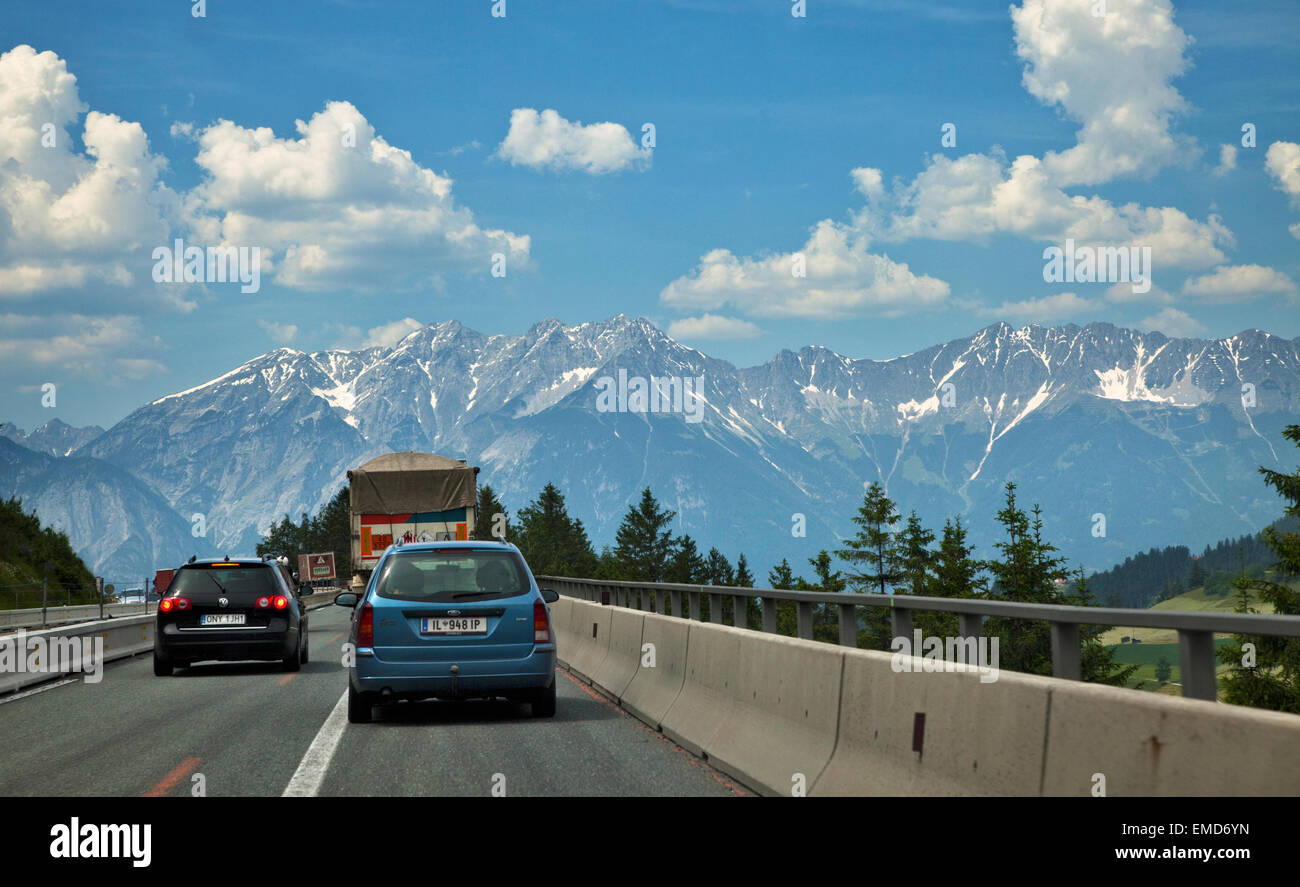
[160,597,190,612]
[254,595,290,610]
[534,600,552,644]
[357,602,374,647]
[273,595,288,610]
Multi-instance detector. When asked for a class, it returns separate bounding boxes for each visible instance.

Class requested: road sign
[301,552,336,581]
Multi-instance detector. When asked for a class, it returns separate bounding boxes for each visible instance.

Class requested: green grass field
[1106,638,1238,695]
[1098,583,1277,646]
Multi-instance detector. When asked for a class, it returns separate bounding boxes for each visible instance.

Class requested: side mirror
[540,588,559,604]
[334,592,359,608]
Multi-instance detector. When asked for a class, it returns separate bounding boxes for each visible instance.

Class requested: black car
[154,558,309,675]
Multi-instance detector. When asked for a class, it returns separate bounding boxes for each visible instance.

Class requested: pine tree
[1217,424,1300,712]
[1069,567,1139,686]
[612,488,676,582]
[666,534,707,585]
[768,559,797,589]
[473,484,509,541]
[894,511,936,596]
[835,482,902,595]
[734,554,754,588]
[704,547,734,586]
[514,483,597,577]
[983,484,1064,676]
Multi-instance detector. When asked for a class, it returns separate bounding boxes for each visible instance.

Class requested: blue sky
[2,0,1298,430]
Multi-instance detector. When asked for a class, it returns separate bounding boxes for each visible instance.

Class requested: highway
[0,604,746,797]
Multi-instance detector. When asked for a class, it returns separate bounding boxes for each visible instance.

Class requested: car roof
[185,558,276,566]
[383,540,518,553]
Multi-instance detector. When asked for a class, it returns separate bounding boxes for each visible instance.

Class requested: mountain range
[2,316,1296,587]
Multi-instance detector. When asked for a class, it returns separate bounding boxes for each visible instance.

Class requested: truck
[347,451,480,591]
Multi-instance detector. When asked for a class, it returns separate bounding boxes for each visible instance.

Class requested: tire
[301,631,309,664]
[531,681,556,718]
[283,634,302,672]
[347,684,372,724]
[153,650,173,677]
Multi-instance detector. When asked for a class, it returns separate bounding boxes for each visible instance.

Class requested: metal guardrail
[535,575,1300,702]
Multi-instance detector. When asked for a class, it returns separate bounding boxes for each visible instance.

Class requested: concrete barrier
[814,650,1052,796]
[620,612,688,729]
[548,596,574,658]
[701,629,844,797]
[1041,680,1300,796]
[659,622,744,757]
[551,591,1300,796]
[563,599,612,685]
[0,615,155,695]
[587,607,645,702]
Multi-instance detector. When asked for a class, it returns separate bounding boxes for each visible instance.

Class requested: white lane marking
[282,689,349,797]
[0,678,77,705]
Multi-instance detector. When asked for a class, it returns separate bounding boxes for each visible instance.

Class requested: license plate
[200,613,246,626]
[420,617,487,634]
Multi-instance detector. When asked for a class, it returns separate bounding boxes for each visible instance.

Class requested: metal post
[41,577,48,628]
[97,577,104,620]
[688,590,700,621]
[733,596,748,630]
[670,590,682,618]
[762,597,777,634]
[709,593,722,624]
[891,605,912,646]
[959,612,983,640]
[839,604,857,647]
[1178,629,1217,701]
[797,601,814,640]
[1050,622,1081,681]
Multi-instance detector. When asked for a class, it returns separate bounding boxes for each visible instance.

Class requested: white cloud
[365,317,424,348]
[0,45,181,298]
[1181,264,1297,301]
[666,314,762,340]
[856,152,1231,269]
[1011,0,1193,187]
[495,108,650,174]
[1139,307,1206,338]
[257,319,298,343]
[184,100,530,292]
[1212,144,1237,177]
[1265,141,1300,206]
[0,312,166,381]
[660,220,950,320]
[849,1,1229,270]
[979,291,1097,322]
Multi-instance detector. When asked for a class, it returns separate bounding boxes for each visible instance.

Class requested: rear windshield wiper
[206,572,228,594]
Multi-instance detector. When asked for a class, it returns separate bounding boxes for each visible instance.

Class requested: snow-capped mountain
[0,419,105,458]
[5,317,1298,585]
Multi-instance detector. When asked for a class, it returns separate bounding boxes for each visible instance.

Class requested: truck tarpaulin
[348,452,477,513]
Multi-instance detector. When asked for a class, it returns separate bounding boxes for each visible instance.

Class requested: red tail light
[254,595,289,610]
[161,597,190,612]
[534,600,552,644]
[357,603,374,647]
[273,595,288,610]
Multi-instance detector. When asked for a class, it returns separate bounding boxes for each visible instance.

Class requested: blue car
[334,541,559,723]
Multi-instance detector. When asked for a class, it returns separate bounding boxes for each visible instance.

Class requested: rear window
[170,564,280,596]
[375,550,531,602]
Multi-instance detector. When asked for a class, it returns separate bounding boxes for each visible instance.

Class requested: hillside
[0,495,97,608]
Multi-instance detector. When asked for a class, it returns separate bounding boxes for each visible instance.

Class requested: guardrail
[0,591,340,695]
[546,595,1300,796]
[535,575,1300,701]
